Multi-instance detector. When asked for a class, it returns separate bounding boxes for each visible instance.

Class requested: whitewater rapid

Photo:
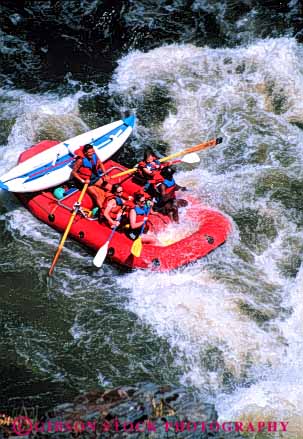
[1,36,303,435]
[110,37,303,432]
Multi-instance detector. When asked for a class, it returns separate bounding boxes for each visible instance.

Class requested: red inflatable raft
[17,140,231,271]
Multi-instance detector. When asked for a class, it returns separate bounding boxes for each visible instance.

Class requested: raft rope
[31,191,94,220]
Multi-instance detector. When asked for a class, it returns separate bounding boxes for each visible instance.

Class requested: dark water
[1,0,302,89]
[1,0,303,431]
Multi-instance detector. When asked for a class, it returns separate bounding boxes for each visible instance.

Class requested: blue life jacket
[116,196,124,206]
[155,177,176,206]
[81,153,103,183]
[134,205,149,216]
[163,178,175,188]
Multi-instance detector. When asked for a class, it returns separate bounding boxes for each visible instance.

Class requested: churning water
[1,2,303,435]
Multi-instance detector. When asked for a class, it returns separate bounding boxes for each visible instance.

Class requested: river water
[1,0,303,436]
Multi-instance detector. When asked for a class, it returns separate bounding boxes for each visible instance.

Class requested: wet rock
[34,383,244,439]
[54,403,74,412]
[102,387,129,402]
[72,395,89,405]
[9,13,22,25]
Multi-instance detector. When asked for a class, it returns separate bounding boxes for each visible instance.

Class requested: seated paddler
[126,192,159,245]
[137,148,164,195]
[102,184,132,228]
[71,143,111,211]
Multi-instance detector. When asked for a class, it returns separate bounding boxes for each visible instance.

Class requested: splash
[0,88,88,173]
[112,37,303,432]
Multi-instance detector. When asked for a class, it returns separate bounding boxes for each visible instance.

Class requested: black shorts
[126,229,141,241]
[70,177,106,189]
[125,224,149,240]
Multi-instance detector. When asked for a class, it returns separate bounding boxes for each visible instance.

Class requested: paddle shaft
[139,207,150,235]
[110,138,220,179]
[48,182,89,276]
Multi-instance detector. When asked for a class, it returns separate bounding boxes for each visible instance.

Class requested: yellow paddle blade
[131,237,142,257]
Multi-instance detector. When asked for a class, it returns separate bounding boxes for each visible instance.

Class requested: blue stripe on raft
[5,120,132,185]
[0,180,8,190]
[24,157,74,183]
[92,123,126,147]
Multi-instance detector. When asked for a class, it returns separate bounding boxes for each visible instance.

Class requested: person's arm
[150,207,161,216]
[96,158,107,177]
[129,208,146,230]
[175,183,187,191]
[142,166,154,177]
[71,158,89,184]
[104,199,118,228]
[156,183,168,206]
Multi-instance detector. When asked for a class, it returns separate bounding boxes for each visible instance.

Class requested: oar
[110,137,222,179]
[93,209,126,268]
[130,206,151,258]
[171,152,200,164]
[48,182,89,276]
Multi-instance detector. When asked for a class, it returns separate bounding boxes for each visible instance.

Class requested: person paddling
[102,184,131,228]
[137,149,165,195]
[127,192,159,245]
[71,143,111,210]
[154,166,187,223]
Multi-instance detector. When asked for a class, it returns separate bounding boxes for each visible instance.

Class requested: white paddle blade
[181,152,200,163]
[93,242,109,268]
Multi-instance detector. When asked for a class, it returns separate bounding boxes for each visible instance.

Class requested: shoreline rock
[25,383,243,438]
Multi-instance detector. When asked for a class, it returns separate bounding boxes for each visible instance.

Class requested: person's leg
[87,186,105,209]
[171,205,179,223]
[163,200,179,223]
[177,199,188,208]
[94,178,112,192]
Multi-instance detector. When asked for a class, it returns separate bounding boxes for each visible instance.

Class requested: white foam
[0,88,88,173]
[111,38,303,428]
[118,267,284,396]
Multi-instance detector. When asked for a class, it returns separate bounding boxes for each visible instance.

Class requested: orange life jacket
[101,194,123,220]
[102,194,133,220]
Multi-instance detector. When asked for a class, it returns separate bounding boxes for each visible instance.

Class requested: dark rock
[41,383,244,439]
[102,387,129,402]
[73,395,89,405]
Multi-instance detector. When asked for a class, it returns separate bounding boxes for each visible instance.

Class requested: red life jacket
[162,178,176,198]
[137,159,161,179]
[155,178,177,207]
[149,170,164,185]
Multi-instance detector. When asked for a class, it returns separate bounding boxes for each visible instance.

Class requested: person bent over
[154,166,187,223]
[71,143,111,210]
